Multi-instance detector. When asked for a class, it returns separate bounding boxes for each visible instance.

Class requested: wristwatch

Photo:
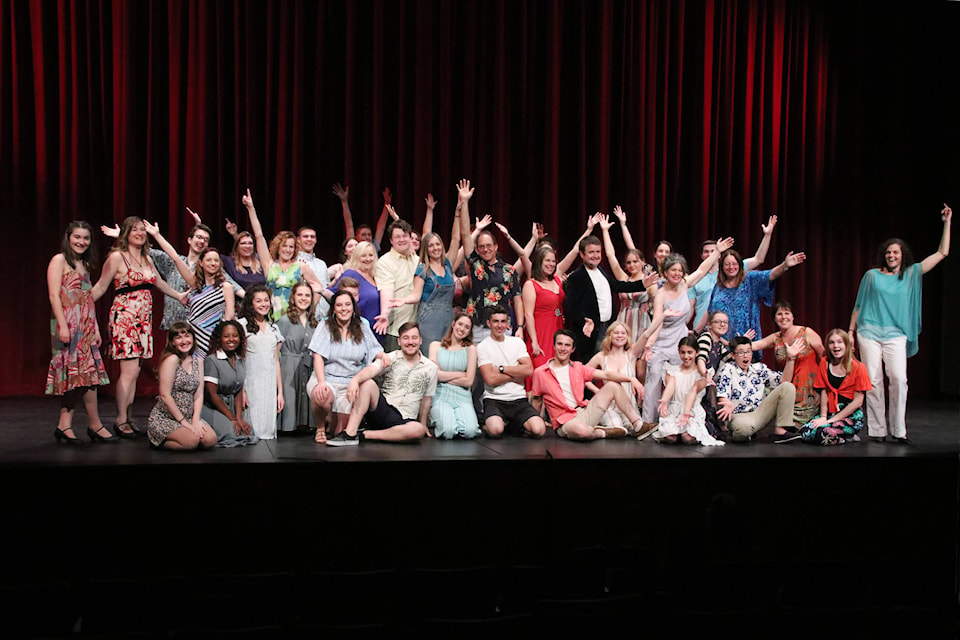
[499,365,505,374]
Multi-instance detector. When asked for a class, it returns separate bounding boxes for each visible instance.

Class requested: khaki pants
[728,383,796,442]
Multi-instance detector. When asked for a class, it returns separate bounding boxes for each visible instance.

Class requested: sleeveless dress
[416,260,455,355]
[430,346,481,439]
[774,326,819,426]
[187,283,226,358]
[597,353,638,428]
[46,269,110,395]
[527,276,565,371]
[642,292,691,423]
[147,355,208,446]
[617,289,651,343]
[266,262,303,321]
[654,364,723,446]
[239,317,284,439]
[109,255,156,360]
[276,316,316,432]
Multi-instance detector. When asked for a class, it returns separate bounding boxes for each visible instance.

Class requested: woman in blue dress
[428,313,480,439]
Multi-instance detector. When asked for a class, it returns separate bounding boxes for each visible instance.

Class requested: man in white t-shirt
[326,322,437,446]
[476,306,546,438]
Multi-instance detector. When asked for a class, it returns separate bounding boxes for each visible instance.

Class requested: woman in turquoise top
[850,204,952,443]
[241,188,325,320]
[428,312,480,439]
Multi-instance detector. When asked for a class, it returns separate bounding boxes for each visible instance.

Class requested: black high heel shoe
[88,426,119,443]
[54,427,83,446]
[113,421,138,439]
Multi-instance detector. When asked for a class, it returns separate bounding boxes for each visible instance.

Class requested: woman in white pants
[849,204,951,443]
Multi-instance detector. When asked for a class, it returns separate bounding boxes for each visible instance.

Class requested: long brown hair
[326,290,364,344]
[60,220,97,273]
[160,322,197,364]
[285,281,318,328]
[440,312,474,348]
[112,216,151,261]
[718,249,746,288]
[193,247,225,292]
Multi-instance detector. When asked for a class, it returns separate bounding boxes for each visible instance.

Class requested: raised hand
[186,207,202,226]
[716,237,735,253]
[761,215,778,235]
[143,220,161,237]
[585,213,599,234]
[101,224,120,239]
[784,251,806,268]
[457,179,474,202]
[425,193,437,210]
[242,188,254,209]
[536,222,546,239]
[612,205,627,224]
[742,328,757,340]
[942,203,953,222]
[786,336,805,360]
[386,204,399,221]
[224,218,238,237]
[332,183,349,201]
[475,214,492,231]
[598,213,614,232]
[494,222,511,239]
[382,187,392,205]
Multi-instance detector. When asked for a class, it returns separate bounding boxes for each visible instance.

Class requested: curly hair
[208,319,247,359]
[238,284,273,334]
[268,231,297,261]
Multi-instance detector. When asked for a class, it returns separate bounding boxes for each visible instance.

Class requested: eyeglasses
[711,319,729,326]
[733,349,752,357]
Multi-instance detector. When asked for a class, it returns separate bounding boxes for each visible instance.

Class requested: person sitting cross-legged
[532,329,647,440]
[477,306,547,438]
[326,322,437,446]
[714,336,799,443]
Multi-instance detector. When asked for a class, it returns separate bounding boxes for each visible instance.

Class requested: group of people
[45,178,952,450]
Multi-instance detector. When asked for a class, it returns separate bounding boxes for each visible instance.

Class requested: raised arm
[744,215,777,271]
[611,205,637,251]
[686,237,735,288]
[496,222,531,277]
[558,214,599,276]
[447,202,463,269]
[144,221,197,289]
[768,251,806,282]
[242,189,274,272]
[373,187,392,247]
[920,204,952,274]
[332,183,354,240]
[598,214,628,281]
[422,193,436,237]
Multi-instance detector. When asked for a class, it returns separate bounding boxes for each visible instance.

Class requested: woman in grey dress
[276,282,317,433]
[201,320,258,447]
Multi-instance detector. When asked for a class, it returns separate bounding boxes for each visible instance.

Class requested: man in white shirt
[296,225,331,318]
[326,322,437,446]
[376,218,418,352]
[477,306,546,438]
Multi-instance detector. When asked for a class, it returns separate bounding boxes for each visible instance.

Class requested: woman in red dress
[522,244,565,371]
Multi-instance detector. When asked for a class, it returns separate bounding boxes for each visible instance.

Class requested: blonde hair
[600,321,634,355]
[343,241,378,276]
[231,231,262,274]
[824,328,855,374]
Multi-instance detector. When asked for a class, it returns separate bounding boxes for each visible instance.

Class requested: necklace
[126,251,144,270]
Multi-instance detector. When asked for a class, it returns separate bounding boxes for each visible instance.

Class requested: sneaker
[635,422,658,441]
[326,432,361,447]
[597,426,628,439]
[772,431,802,444]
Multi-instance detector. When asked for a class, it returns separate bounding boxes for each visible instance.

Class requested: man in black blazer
[564,235,651,362]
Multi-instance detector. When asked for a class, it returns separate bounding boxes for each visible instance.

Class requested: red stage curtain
[2,0,958,397]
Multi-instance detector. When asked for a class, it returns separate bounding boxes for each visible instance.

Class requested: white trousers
[856,334,908,438]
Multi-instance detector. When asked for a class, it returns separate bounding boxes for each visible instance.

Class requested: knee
[525,417,546,437]
[483,420,504,438]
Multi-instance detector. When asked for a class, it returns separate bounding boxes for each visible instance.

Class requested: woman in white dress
[237,284,284,439]
[655,336,723,446]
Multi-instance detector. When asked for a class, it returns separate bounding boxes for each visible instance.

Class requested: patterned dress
[526,276,565,371]
[187,283,226,358]
[109,256,156,360]
[708,270,775,353]
[617,290,651,343]
[147,355,207,446]
[239,317,284,439]
[774,327,820,426]
[430,346,480,439]
[46,269,110,395]
[266,262,303,321]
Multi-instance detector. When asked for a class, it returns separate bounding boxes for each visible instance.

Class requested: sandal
[314,428,327,444]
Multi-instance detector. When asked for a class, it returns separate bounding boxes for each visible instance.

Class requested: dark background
[3,0,959,397]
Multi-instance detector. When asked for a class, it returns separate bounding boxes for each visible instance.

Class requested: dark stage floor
[1,396,958,637]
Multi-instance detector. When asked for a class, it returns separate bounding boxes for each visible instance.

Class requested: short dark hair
[388,219,412,239]
[678,336,699,351]
[700,239,718,251]
[487,305,509,320]
[337,276,360,290]
[398,322,420,337]
[553,328,577,345]
[771,300,794,321]
[730,336,752,351]
[579,235,601,253]
[188,223,212,239]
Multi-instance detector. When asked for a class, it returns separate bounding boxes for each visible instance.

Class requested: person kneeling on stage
[714,336,799,443]
[477,306,547,438]
[326,322,437,446]
[531,329,645,440]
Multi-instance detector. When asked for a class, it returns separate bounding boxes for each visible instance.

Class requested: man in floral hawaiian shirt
[464,229,523,344]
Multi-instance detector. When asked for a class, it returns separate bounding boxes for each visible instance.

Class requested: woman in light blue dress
[428,312,480,439]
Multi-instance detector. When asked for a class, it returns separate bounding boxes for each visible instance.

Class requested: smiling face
[709,313,729,339]
[399,326,422,355]
[172,330,194,355]
[827,333,847,361]
[540,250,557,278]
[252,291,272,319]
[237,235,255,258]
[68,227,92,256]
[700,242,717,262]
[344,238,358,258]
[655,243,671,265]
[279,237,297,262]
[722,254,741,279]
[220,324,241,354]
[624,252,643,276]
[580,242,602,269]
[358,245,376,273]
[487,312,510,340]
[679,344,697,368]
[390,227,411,254]
[357,227,373,243]
[188,229,210,255]
[426,235,444,261]
[665,262,685,285]
[298,228,317,254]
[128,221,147,247]
[610,324,629,349]
[333,293,355,325]
[553,333,575,364]
[452,315,473,342]
[884,243,903,273]
[200,250,222,278]
[477,232,498,264]
[410,232,420,253]
[292,284,313,312]
[774,306,795,331]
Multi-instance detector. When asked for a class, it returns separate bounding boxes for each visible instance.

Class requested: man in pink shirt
[531,329,649,440]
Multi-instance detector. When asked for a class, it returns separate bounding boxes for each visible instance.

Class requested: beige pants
[728,383,796,442]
